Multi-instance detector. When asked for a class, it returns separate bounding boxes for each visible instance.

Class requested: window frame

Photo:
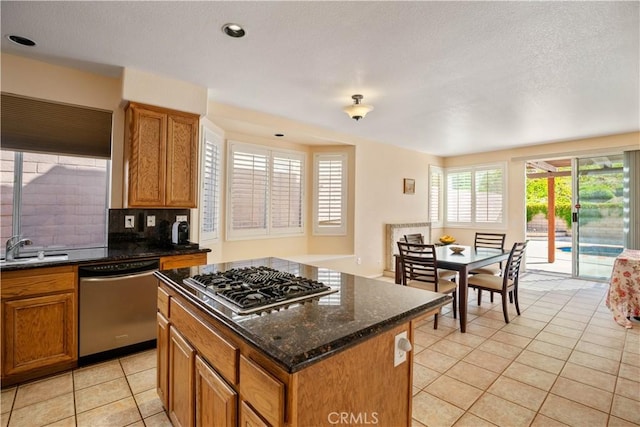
[1,149,110,252]
[199,127,223,243]
[313,153,348,236]
[226,141,305,240]
[444,162,507,229]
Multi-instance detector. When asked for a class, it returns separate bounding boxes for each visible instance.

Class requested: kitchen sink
[0,254,69,266]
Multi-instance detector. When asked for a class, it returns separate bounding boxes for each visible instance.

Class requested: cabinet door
[3,292,76,376]
[157,312,170,410]
[128,105,167,207]
[239,401,269,427]
[169,327,195,427]
[166,113,198,208]
[195,355,237,427]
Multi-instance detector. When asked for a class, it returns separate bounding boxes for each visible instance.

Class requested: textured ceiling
[1,1,638,156]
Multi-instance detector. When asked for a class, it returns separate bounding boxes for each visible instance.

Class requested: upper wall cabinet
[125,102,199,208]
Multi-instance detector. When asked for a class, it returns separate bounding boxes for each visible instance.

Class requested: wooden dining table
[395,245,510,333]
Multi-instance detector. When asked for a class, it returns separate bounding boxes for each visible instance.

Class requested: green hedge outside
[527,202,623,226]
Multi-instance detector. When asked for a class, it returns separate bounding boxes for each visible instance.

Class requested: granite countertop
[155,257,452,373]
[0,243,210,271]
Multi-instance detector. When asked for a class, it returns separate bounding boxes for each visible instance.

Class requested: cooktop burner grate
[183,266,337,315]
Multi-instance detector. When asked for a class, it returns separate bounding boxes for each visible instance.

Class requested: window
[199,128,222,242]
[227,141,304,239]
[429,166,443,226]
[0,150,109,254]
[313,153,347,235]
[445,163,506,227]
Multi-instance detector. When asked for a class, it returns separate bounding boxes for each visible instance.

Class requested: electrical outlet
[394,331,412,367]
[146,215,156,227]
[176,215,187,222]
[124,215,135,229]
[356,257,362,265]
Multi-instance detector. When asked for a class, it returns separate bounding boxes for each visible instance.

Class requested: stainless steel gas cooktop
[183,266,337,315]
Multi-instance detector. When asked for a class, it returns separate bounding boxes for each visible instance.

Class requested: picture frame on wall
[403,178,415,194]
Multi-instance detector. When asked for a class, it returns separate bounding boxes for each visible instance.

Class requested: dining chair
[402,234,457,281]
[468,232,506,302]
[470,232,506,275]
[397,241,457,329]
[467,241,528,323]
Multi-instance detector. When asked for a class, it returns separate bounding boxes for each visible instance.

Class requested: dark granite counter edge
[1,247,211,271]
[155,270,452,374]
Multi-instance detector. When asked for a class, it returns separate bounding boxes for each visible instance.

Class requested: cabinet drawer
[157,286,170,318]
[240,355,284,427]
[160,253,207,270]
[1,265,76,299]
[170,298,239,384]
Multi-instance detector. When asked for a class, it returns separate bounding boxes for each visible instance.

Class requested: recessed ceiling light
[274,133,284,137]
[6,35,36,47]
[222,23,245,38]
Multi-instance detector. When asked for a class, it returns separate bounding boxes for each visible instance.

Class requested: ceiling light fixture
[343,94,373,121]
[222,23,245,38]
[6,35,36,47]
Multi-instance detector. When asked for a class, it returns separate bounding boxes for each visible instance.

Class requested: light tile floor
[1,350,170,427]
[1,271,638,427]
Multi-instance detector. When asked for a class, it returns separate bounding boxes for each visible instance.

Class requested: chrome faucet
[5,236,32,261]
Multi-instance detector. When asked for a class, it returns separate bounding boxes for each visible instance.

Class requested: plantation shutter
[200,129,221,240]
[430,167,443,225]
[314,154,347,235]
[229,144,269,234]
[475,167,504,223]
[446,170,472,223]
[271,153,303,232]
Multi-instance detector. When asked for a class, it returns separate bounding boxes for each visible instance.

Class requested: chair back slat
[505,241,528,283]
[475,232,506,250]
[403,233,424,244]
[397,242,439,287]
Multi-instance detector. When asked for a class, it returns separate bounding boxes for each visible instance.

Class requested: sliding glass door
[572,154,624,279]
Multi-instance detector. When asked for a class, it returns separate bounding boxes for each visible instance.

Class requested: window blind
[1,93,112,158]
[200,130,221,240]
[271,154,303,230]
[430,166,443,224]
[230,146,269,232]
[446,170,473,223]
[227,142,305,238]
[314,154,347,235]
[475,168,504,223]
[445,163,506,227]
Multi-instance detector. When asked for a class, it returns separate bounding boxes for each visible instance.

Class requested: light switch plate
[176,215,187,222]
[146,215,156,227]
[124,215,135,229]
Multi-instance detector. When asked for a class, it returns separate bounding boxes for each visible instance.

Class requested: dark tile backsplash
[108,208,190,248]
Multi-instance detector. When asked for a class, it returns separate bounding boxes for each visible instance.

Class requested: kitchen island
[155,257,451,427]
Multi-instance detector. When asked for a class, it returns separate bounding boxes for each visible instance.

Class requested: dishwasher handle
[79,269,157,283]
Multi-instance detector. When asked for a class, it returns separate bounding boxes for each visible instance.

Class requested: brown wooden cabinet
[157,312,170,410]
[160,252,207,270]
[126,102,199,208]
[1,265,78,386]
[169,326,195,427]
[156,279,419,426]
[195,355,237,427]
[239,401,269,427]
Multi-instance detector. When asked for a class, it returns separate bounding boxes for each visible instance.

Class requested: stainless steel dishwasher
[79,259,159,363]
